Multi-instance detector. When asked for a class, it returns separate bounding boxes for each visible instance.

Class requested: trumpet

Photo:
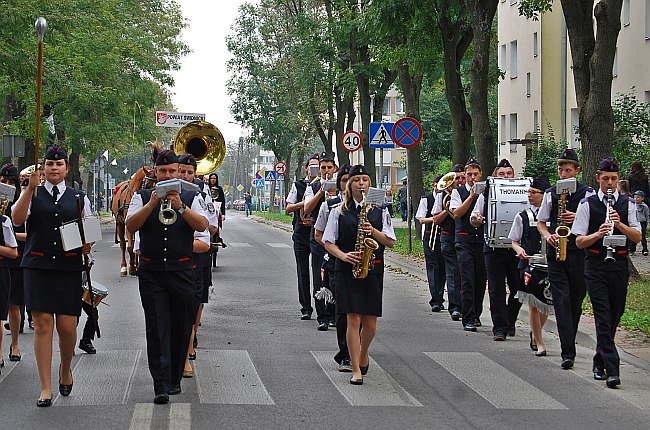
[430,172,457,248]
[158,199,177,225]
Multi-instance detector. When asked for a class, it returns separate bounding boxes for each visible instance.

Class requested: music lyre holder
[74,194,100,338]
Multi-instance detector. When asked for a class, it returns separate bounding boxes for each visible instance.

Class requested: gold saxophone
[352,190,380,279]
[555,189,571,261]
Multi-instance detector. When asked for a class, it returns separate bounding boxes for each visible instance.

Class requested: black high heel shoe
[9,345,21,362]
[59,366,73,397]
[349,377,363,385]
[36,398,52,407]
[529,331,538,352]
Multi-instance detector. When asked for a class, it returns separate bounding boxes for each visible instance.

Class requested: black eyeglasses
[528,190,543,195]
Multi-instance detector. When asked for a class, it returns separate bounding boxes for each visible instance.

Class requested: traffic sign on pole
[255,179,265,189]
[237,184,244,192]
[274,161,287,175]
[391,117,422,148]
[265,170,278,181]
[369,122,395,149]
[342,130,363,152]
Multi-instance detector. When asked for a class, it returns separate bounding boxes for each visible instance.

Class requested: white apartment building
[498,0,650,173]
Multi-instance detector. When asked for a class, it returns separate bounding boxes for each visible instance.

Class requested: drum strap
[525,209,537,227]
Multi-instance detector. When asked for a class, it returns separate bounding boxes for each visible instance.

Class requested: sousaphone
[173,120,226,175]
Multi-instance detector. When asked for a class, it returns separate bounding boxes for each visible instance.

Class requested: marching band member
[125,149,209,404]
[0,174,18,373]
[509,178,552,356]
[573,157,640,388]
[12,144,92,407]
[537,149,595,370]
[432,163,465,320]
[472,159,521,341]
[1,164,26,362]
[323,164,396,385]
[449,158,486,332]
[303,152,338,330]
[314,164,351,371]
[416,174,446,312]
[286,154,320,320]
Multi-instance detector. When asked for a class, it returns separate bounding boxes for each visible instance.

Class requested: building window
[509,113,518,141]
[646,0,650,39]
[613,48,618,77]
[623,0,630,26]
[382,97,391,115]
[500,44,506,72]
[396,98,405,114]
[526,72,531,97]
[645,90,650,105]
[500,115,506,144]
[510,40,518,78]
[533,110,539,137]
[533,32,538,57]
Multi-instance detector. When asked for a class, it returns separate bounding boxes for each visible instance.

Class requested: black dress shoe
[463,323,477,332]
[535,350,547,357]
[593,367,607,381]
[189,352,196,360]
[450,310,461,321]
[529,331,538,351]
[561,358,574,370]
[36,398,52,407]
[431,304,442,312]
[59,368,73,397]
[153,393,169,404]
[317,322,329,331]
[349,377,363,385]
[169,385,181,395]
[300,312,312,320]
[360,365,369,375]
[493,333,506,341]
[507,328,516,337]
[474,319,482,327]
[606,375,621,388]
[78,339,97,354]
[3,322,9,330]
[338,358,352,372]
[328,321,336,327]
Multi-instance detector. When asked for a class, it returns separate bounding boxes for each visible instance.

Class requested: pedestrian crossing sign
[369,122,395,149]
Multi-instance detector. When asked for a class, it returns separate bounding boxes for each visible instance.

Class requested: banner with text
[155,111,206,128]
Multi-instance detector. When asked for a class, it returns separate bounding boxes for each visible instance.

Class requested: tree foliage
[612,90,650,174]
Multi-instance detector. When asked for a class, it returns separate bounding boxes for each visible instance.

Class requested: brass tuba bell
[173,120,226,176]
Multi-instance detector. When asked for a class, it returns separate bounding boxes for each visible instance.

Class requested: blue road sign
[369,122,395,149]
[392,117,422,148]
[265,170,278,181]
[255,179,265,189]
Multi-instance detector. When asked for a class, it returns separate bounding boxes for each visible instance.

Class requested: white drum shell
[485,177,532,248]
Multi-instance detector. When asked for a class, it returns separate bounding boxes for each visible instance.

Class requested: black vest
[322,196,343,272]
[436,190,456,244]
[309,181,326,248]
[584,194,630,270]
[547,182,591,253]
[333,205,385,274]
[5,205,24,269]
[421,194,441,249]
[137,188,196,271]
[22,186,85,271]
[455,186,482,244]
[519,208,542,269]
[291,180,312,242]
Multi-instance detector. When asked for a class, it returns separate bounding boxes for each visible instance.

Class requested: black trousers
[330,270,349,364]
[310,243,330,323]
[293,239,312,315]
[547,249,586,360]
[80,301,97,340]
[456,241,486,326]
[485,249,521,336]
[441,239,461,313]
[585,267,628,376]
[137,268,195,395]
[423,232,446,307]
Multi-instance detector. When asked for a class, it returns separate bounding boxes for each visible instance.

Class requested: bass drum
[485,177,532,248]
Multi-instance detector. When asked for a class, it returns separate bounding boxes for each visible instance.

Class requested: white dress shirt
[323,202,396,245]
[1,216,17,248]
[25,180,93,218]
[537,184,596,222]
[508,206,539,242]
[449,183,472,211]
[126,191,209,226]
[286,182,300,204]
[572,190,640,236]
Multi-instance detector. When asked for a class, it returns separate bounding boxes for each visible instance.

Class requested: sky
[169,0,253,144]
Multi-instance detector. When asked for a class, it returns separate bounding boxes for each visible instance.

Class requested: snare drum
[82,281,108,307]
[485,177,532,248]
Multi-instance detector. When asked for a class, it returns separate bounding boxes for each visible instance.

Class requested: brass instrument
[158,199,177,225]
[430,172,456,248]
[173,120,226,176]
[0,183,16,215]
[353,190,380,279]
[555,189,571,261]
[604,189,616,262]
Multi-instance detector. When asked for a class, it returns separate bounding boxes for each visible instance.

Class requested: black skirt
[0,268,10,320]
[24,268,82,316]
[8,267,24,306]
[334,271,383,317]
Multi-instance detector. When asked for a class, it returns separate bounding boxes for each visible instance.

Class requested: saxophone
[352,190,380,279]
[555,189,571,261]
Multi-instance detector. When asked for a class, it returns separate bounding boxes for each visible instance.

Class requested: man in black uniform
[415,175,446,312]
[286,154,320,320]
[574,157,640,388]
[537,149,594,369]
[449,158,486,332]
[432,164,465,321]
[126,150,209,404]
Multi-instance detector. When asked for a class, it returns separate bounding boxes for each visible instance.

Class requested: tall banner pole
[34,17,47,165]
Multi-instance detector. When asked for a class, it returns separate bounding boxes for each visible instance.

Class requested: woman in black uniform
[0,179,19,371]
[323,165,396,385]
[1,163,25,362]
[12,145,93,407]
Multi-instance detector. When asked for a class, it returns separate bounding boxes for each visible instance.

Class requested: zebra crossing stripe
[425,352,567,410]
[129,403,154,430]
[311,351,422,407]
[169,403,191,430]
[194,350,274,405]
[228,242,253,248]
[266,243,291,248]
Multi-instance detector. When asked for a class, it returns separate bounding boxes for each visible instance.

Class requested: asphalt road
[1,211,649,429]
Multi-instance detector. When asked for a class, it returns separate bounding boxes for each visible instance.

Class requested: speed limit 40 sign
[342,130,363,152]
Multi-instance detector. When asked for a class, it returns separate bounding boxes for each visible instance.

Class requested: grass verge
[255,211,293,224]
[392,227,424,259]
[583,275,650,337]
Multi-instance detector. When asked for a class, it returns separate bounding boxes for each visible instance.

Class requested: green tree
[612,90,650,174]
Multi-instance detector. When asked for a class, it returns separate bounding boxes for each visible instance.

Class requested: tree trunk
[398,64,425,238]
[438,9,473,165]
[351,33,375,180]
[464,0,498,176]
[335,91,351,166]
[561,0,622,186]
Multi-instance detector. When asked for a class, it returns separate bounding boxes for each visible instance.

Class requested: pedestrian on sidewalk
[244,192,252,216]
[574,156,641,388]
[398,179,408,222]
[633,191,649,255]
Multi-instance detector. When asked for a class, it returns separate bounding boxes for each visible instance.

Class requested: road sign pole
[406,152,412,253]
[379,148,384,189]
